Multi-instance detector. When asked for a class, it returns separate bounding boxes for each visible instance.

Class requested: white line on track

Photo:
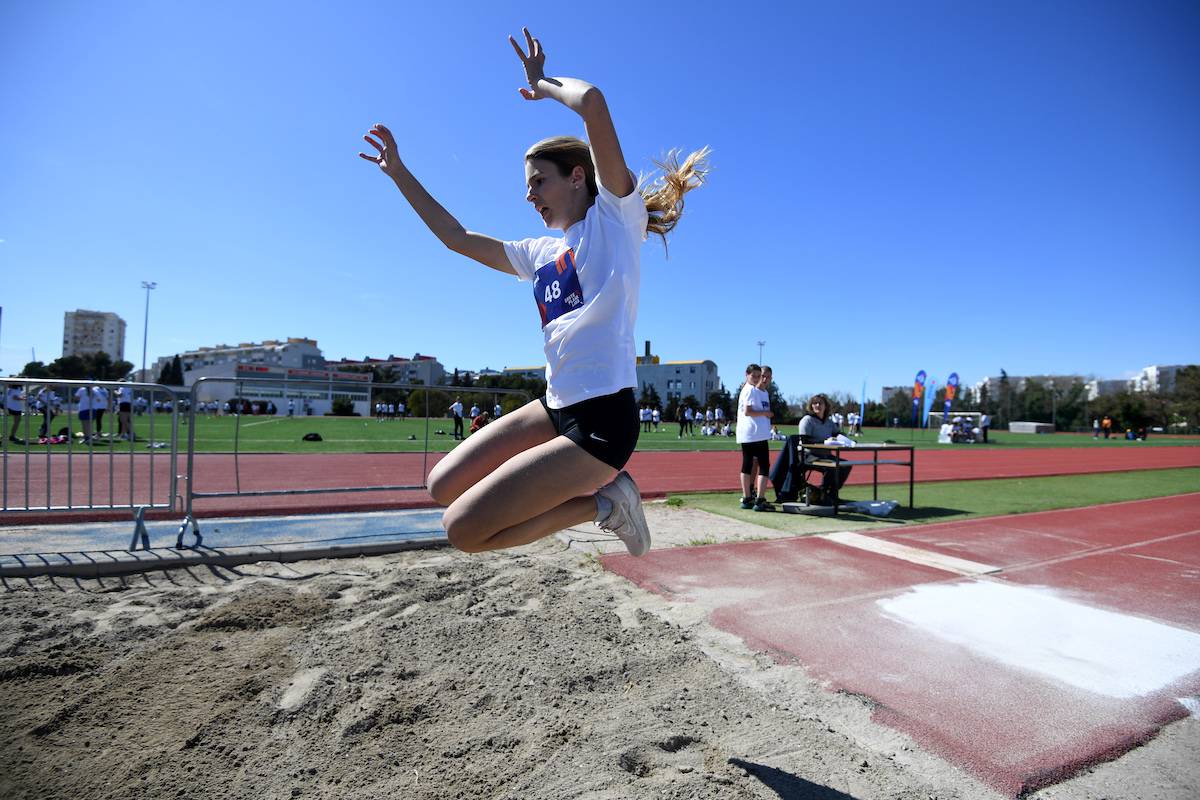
[818,530,1000,575]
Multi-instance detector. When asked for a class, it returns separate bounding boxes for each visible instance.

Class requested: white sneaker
[595,471,651,557]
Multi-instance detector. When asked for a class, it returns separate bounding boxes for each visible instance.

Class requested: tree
[330,397,355,416]
[1172,366,1200,432]
[156,355,185,386]
[763,380,791,424]
[638,385,662,410]
[20,361,50,378]
[706,386,733,420]
[884,389,912,427]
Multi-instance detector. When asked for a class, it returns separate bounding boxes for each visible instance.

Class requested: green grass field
[671,467,1200,537]
[4,412,1198,455]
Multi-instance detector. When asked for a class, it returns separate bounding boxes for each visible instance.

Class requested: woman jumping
[359,28,707,556]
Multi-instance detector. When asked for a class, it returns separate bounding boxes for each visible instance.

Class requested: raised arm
[509,28,634,198]
[359,124,514,275]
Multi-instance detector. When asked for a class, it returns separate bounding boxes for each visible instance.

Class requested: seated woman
[797,394,853,505]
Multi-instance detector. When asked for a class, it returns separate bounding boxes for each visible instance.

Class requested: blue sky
[2,0,1197,401]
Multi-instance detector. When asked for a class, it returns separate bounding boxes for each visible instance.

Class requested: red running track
[2,446,1197,525]
[604,493,1200,796]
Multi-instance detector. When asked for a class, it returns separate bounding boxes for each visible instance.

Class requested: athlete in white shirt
[360,28,707,557]
[736,364,773,510]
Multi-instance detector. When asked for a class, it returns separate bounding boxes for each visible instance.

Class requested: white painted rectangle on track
[879,580,1200,699]
[820,530,1000,575]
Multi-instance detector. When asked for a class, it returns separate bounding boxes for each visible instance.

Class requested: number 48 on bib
[533,248,585,328]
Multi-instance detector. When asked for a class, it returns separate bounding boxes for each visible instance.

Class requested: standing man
[1092,418,1100,439]
[494,401,502,419]
[450,397,464,440]
[74,383,94,442]
[91,383,110,440]
[980,411,991,443]
[5,383,27,443]
[36,386,58,438]
[116,383,133,441]
[1102,415,1112,439]
[683,404,695,436]
[288,398,295,417]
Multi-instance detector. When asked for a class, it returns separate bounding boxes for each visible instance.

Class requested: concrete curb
[0,534,448,579]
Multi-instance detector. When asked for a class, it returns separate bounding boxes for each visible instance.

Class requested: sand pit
[2,504,1196,799]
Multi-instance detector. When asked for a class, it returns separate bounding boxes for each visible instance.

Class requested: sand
[2,503,1196,800]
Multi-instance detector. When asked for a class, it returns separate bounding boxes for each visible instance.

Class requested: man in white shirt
[91,385,110,439]
[74,384,94,442]
[450,398,464,440]
[494,402,502,418]
[116,384,134,440]
[5,384,27,443]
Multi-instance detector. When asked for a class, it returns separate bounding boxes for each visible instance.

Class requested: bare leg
[755,473,770,499]
[441,436,616,553]
[739,473,752,497]
[428,399,557,505]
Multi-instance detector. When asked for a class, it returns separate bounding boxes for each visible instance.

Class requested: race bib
[533,248,585,328]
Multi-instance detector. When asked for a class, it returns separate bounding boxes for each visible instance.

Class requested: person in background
[735,363,773,511]
[470,410,492,435]
[91,383,110,439]
[494,402,503,418]
[798,394,852,505]
[116,383,133,441]
[5,383,27,444]
[651,406,660,431]
[450,397,464,440]
[36,386,58,438]
[74,383,94,443]
[1092,417,1100,438]
[683,403,695,436]
[747,365,775,492]
[980,411,991,443]
[1102,415,1112,439]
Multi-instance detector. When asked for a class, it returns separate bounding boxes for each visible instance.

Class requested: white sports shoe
[595,471,651,557]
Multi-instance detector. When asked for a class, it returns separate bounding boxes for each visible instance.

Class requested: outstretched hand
[358,123,402,177]
[509,27,548,100]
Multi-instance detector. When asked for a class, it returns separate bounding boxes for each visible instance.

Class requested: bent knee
[427,463,463,506]
[442,506,494,553]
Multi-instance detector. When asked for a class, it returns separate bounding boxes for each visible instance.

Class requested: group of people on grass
[4,382,136,444]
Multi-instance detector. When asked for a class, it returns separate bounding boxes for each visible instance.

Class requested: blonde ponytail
[525,137,711,250]
[638,146,711,249]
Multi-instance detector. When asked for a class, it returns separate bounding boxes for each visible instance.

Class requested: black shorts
[741,440,770,474]
[118,402,131,412]
[540,388,639,470]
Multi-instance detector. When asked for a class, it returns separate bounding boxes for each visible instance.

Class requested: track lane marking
[818,530,1000,575]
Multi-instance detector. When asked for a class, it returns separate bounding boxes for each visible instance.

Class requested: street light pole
[757,340,766,364]
[1049,380,1057,429]
[140,281,156,380]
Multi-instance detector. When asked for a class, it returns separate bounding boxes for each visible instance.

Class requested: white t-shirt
[117,387,132,405]
[450,401,463,417]
[5,387,24,411]
[92,386,109,409]
[736,383,770,443]
[503,174,648,409]
[75,386,92,412]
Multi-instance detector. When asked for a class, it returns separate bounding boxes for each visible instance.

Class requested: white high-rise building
[63,310,126,361]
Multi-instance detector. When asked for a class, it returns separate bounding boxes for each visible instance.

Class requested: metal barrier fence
[1,378,183,548]
[177,376,531,547]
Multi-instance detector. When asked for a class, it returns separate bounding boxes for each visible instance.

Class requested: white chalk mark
[879,581,1200,699]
